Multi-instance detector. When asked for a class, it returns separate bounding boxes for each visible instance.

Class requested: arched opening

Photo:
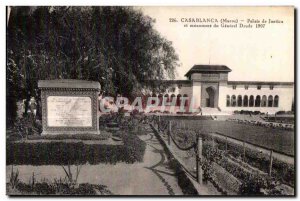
[158,94,163,106]
[274,95,279,107]
[255,95,261,107]
[237,95,242,107]
[164,94,169,103]
[206,87,216,107]
[231,95,236,107]
[243,95,248,107]
[249,95,254,107]
[261,95,267,107]
[183,94,189,107]
[151,93,157,105]
[176,94,182,106]
[268,95,273,107]
[226,95,230,107]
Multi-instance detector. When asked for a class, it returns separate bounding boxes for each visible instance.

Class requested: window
[261,95,267,107]
[237,95,243,107]
[243,95,248,107]
[231,95,236,107]
[257,85,261,90]
[274,95,279,107]
[255,95,261,107]
[226,95,230,107]
[268,95,273,107]
[249,95,254,107]
[270,85,274,90]
[232,85,237,90]
[245,85,249,90]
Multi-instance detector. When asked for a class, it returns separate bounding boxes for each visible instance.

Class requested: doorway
[205,86,216,107]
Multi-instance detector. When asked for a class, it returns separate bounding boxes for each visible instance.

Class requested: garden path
[7,127,184,195]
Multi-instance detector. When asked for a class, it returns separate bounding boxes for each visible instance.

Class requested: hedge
[8,182,113,195]
[26,132,112,141]
[7,132,146,165]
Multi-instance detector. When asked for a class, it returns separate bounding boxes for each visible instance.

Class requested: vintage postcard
[6,6,295,196]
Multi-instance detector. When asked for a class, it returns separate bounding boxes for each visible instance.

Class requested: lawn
[169,119,294,156]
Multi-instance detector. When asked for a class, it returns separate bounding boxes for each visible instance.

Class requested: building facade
[156,65,294,114]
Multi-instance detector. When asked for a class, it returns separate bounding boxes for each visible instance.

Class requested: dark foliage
[234,110,262,115]
[221,140,295,187]
[7,6,179,124]
[27,133,111,140]
[7,132,146,165]
[7,114,42,141]
[11,181,112,195]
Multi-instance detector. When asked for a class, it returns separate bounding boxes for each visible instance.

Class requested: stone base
[41,130,101,135]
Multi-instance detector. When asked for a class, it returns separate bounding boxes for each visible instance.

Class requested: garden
[159,117,294,155]
[7,113,149,195]
[154,117,295,195]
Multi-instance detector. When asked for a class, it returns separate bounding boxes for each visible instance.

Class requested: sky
[139,6,294,82]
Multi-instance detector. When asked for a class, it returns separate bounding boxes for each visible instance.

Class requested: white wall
[219,84,294,114]
[160,83,193,113]
[218,82,228,109]
[191,81,201,109]
[159,81,294,115]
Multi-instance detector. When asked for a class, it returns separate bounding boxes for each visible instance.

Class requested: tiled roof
[185,65,231,77]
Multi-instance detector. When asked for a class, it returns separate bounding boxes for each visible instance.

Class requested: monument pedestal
[38,79,101,135]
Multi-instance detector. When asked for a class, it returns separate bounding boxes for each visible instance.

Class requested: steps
[197,107,232,116]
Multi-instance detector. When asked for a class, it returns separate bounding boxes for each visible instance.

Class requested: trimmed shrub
[7,132,146,165]
[9,181,113,195]
[27,133,111,141]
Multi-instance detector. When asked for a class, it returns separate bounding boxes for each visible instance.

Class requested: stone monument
[38,79,101,135]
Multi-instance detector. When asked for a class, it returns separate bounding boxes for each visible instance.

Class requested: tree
[6,55,19,127]
[7,6,179,123]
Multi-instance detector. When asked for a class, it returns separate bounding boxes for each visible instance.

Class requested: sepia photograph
[6,6,295,196]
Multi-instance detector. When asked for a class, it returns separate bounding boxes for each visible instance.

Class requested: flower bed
[211,162,242,195]
[214,138,294,187]
[155,120,294,195]
[201,143,272,195]
[201,140,294,195]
